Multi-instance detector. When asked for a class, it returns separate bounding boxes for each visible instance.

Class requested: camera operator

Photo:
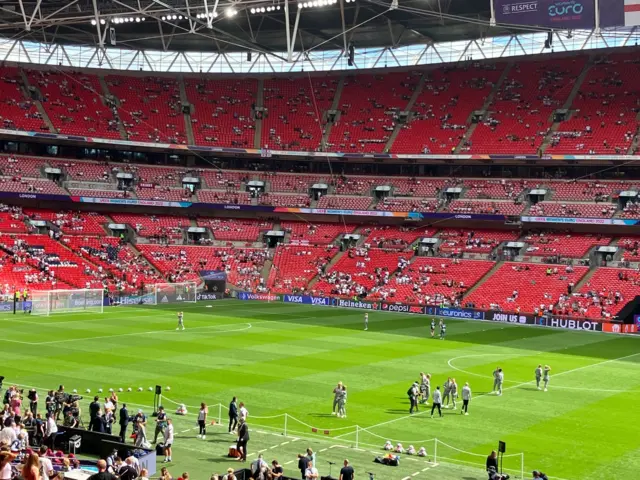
[488,467,509,480]
[45,391,55,417]
[532,471,548,480]
[27,389,38,415]
[54,385,66,421]
[63,410,79,429]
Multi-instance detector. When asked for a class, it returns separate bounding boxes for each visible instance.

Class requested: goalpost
[30,289,105,316]
[145,282,198,305]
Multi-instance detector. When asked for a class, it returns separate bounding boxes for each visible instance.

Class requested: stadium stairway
[20,69,56,134]
[98,75,128,140]
[178,76,196,145]
[384,74,426,153]
[321,75,346,150]
[539,56,593,153]
[461,260,504,299]
[628,120,640,154]
[254,78,265,149]
[127,242,168,281]
[454,62,513,154]
[306,248,347,290]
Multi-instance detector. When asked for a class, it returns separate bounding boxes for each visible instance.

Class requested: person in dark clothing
[87,460,117,480]
[93,411,106,433]
[297,454,307,480]
[486,450,498,474]
[119,404,129,443]
[339,459,354,480]
[228,397,238,433]
[236,421,249,462]
[88,396,100,431]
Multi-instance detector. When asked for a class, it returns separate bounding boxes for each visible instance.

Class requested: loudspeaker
[155,385,162,395]
[348,44,354,66]
[498,440,506,453]
[247,51,252,62]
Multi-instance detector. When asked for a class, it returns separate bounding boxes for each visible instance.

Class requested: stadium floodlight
[100,18,106,24]
[135,17,141,22]
[225,7,237,16]
[161,15,167,20]
[91,19,97,25]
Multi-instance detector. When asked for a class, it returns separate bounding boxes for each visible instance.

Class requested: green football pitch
[2,300,639,480]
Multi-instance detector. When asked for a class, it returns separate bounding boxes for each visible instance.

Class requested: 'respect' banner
[493,0,640,29]
[493,0,596,29]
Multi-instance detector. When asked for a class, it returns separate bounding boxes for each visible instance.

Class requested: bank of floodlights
[106,16,147,24]
[196,11,219,19]
[297,0,339,8]
[250,5,282,14]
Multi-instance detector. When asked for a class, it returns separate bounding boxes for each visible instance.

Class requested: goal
[30,289,105,316]
[147,282,197,305]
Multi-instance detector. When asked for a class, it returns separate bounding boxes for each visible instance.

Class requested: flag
[625,0,640,25]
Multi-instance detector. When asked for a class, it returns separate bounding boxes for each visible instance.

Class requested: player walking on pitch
[543,365,551,392]
[419,372,430,405]
[439,322,446,340]
[461,382,471,415]
[535,364,543,390]
[492,366,500,393]
[495,368,504,396]
[176,311,184,330]
[364,313,368,331]
[430,320,436,338]
[450,378,459,410]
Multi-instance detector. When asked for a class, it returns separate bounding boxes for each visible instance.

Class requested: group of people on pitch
[408,374,472,417]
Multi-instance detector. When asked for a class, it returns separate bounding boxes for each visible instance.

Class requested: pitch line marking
[0,322,258,345]
[447,353,633,393]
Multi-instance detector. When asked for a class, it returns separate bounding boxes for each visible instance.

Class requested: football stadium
[0,0,640,479]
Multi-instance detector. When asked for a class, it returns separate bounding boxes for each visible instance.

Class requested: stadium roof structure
[0,0,538,58]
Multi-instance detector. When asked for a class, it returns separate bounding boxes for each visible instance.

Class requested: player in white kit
[176,311,184,330]
[364,313,368,331]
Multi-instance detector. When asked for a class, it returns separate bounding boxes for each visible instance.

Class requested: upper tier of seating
[327,72,419,153]
[262,76,339,151]
[546,52,640,155]
[105,75,185,144]
[523,232,611,258]
[0,67,47,132]
[469,58,587,154]
[393,64,504,154]
[281,221,356,244]
[185,78,256,148]
[27,70,121,139]
[1,49,640,156]
[438,228,520,254]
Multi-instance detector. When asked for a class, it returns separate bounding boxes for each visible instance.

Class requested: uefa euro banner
[492,0,640,29]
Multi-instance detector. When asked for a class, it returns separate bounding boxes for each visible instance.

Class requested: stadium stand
[258,193,310,208]
[24,210,108,236]
[197,218,272,242]
[464,262,589,312]
[105,75,186,143]
[26,70,121,138]
[185,78,256,147]
[268,245,338,293]
[282,221,356,244]
[528,202,617,218]
[438,229,520,255]
[468,57,587,154]
[522,232,612,259]
[317,195,373,210]
[327,72,419,153]
[393,64,504,154]
[444,200,524,215]
[262,76,339,151]
[0,67,48,132]
[110,214,190,242]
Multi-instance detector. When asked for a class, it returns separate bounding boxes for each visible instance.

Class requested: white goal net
[30,289,105,316]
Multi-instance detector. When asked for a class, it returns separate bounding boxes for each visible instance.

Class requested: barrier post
[218,403,222,425]
[521,453,524,480]
[434,439,438,464]
[284,413,288,437]
[355,425,359,449]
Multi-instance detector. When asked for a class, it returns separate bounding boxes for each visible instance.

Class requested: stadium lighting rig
[91,17,147,25]
[297,0,340,8]
[250,5,282,14]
